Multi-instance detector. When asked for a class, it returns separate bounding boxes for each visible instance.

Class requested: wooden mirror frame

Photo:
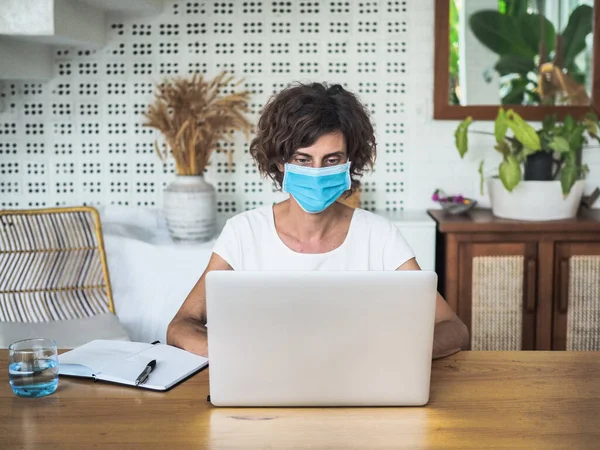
[433,0,600,120]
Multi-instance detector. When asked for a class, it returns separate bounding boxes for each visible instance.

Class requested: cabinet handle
[559,259,569,313]
[526,259,536,313]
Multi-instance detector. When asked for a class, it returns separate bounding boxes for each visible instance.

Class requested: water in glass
[9,338,59,398]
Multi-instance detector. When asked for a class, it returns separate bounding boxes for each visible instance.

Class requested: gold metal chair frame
[0,206,115,322]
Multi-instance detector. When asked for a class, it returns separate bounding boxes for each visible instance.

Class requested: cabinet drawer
[554,243,600,351]
[459,242,537,351]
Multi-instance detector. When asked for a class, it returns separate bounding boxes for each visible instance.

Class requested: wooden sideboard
[428,209,600,351]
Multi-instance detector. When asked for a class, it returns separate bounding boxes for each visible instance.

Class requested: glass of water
[8,338,59,398]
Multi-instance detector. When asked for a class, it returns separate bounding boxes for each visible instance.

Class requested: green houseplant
[455,109,600,220]
[456,108,599,194]
[468,2,593,105]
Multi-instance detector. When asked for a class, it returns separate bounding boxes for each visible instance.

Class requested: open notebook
[58,340,208,391]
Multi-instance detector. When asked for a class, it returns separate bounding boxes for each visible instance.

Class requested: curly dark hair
[249,82,376,191]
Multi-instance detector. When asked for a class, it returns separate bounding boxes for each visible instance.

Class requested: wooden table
[1,351,599,449]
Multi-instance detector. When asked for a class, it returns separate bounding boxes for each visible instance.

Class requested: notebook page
[96,358,151,386]
[59,340,152,376]
[121,344,208,390]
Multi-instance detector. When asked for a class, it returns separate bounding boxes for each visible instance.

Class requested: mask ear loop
[279,159,288,192]
[281,163,289,193]
[345,161,352,193]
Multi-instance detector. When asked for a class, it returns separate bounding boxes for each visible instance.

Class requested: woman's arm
[397,258,470,359]
[166,253,232,357]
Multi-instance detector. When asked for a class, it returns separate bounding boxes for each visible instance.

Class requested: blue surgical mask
[282,161,352,214]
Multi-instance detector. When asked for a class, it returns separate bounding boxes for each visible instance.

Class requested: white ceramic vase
[163,175,216,242]
[488,178,585,221]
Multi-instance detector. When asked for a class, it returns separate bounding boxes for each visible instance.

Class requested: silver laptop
[205,270,437,407]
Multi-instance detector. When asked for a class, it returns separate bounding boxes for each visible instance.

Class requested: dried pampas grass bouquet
[142,71,253,175]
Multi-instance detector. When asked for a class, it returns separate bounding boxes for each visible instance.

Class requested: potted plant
[468,3,593,106]
[143,72,252,242]
[455,108,599,221]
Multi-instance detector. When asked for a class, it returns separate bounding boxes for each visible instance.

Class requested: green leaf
[560,163,579,196]
[548,136,570,154]
[450,0,459,27]
[478,160,485,196]
[454,117,473,158]
[566,64,587,85]
[506,109,541,150]
[515,149,527,164]
[517,13,556,56]
[526,89,541,105]
[535,0,545,16]
[494,108,508,143]
[542,114,557,132]
[567,125,586,152]
[561,5,593,70]
[449,49,459,77]
[494,54,536,76]
[582,164,590,177]
[469,10,536,58]
[501,80,526,105]
[449,0,460,76]
[564,114,575,132]
[563,148,576,166]
[494,140,511,157]
[499,155,522,192]
[583,113,600,143]
[504,0,530,17]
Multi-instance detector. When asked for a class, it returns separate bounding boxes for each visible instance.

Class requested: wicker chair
[0,207,130,348]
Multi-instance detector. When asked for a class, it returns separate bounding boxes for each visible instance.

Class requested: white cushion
[0,313,131,349]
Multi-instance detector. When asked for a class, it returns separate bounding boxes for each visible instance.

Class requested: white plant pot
[488,178,585,221]
[163,175,216,242]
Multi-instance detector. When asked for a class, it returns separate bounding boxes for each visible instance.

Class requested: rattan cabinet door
[459,242,538,351]
[554,243,600,351]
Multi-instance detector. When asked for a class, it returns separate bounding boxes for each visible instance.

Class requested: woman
[167,82,469,358]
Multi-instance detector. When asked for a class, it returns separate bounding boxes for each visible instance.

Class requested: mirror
[434,0,600,120]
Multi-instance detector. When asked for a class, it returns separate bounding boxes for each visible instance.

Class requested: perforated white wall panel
[4,1,596,213]
[0,0,417,214]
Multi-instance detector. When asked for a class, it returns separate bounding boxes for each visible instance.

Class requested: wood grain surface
[1,351,599,449]
[428,209,600,234]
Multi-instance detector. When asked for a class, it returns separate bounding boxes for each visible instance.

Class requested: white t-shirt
[212,205,415,271]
